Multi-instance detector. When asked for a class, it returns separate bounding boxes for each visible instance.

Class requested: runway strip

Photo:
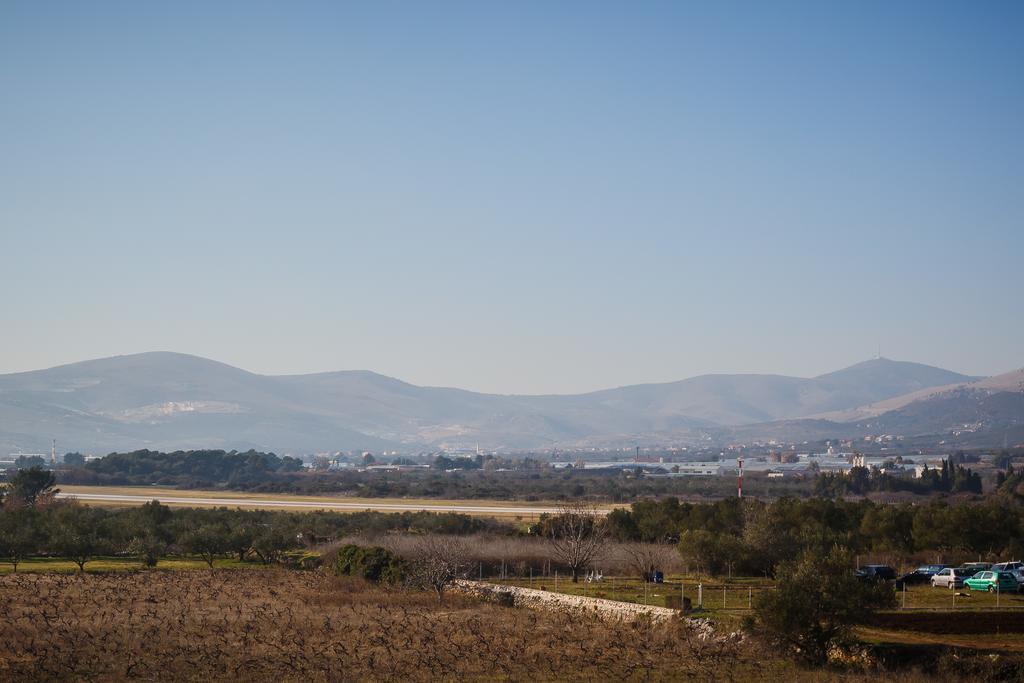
[57,491,566,515]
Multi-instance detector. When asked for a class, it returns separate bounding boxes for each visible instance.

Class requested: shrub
[333,544,405,584]
[747,546,895,665]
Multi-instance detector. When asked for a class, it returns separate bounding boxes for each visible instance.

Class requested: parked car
[959,562,992,574]
[931,567,970,589]
[962,571,1019,593]
[895,566,941,589]
[855,565,896,582]
[991,562,1024,583]
[919,564,949,575]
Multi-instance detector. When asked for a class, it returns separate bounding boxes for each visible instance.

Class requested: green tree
[677,529,745,576]
[252,522,296,564]
[4,466,59,507]
[227,517,258,562]
[48,505,108,571]
[741,500,804,577]
[604,508,640,541]
[749,546,895,664]
[0,507,44,571]
[13,455,46,469]
[180,524,231,568]
[858,504,913,554]
[62,452,86,467]
[129,532,168,567]
[333,544,405,583]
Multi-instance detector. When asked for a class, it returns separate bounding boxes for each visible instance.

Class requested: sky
[1,1,1022,394]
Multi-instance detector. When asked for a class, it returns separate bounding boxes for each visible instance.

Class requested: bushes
[333,544,405,584]
[747,546,895,665]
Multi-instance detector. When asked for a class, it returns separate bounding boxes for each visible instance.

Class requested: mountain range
[0,352,1020,454]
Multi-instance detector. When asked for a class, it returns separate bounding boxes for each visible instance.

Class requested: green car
[962,570,1019,593]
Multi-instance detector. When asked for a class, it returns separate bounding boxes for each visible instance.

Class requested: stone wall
[453,580,720,640]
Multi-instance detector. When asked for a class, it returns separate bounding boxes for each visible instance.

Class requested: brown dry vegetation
[0,568,780,681]
[327,533,688,579]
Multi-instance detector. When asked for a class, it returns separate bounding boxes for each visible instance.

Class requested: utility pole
[51,439,56,466]
[737,457,744,499]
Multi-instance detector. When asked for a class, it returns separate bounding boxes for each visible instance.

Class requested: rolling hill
[0,352,993,453]
[727,367,1024,446]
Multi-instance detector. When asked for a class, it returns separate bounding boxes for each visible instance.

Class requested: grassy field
[857,626,1024,652]
[490,574,769,632]
[492,575,1024,610]
[491,574,767,607]
[490,576,1024,644]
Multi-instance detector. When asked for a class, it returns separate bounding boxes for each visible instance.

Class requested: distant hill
[571,358,976,428]
[0,352,990,453]
[728,367,1024,447]
[814,367,1024,423]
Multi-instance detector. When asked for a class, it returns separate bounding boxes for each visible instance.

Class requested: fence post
[748,586,752,609]
[555,571,558,591]
[723,586,727,609]
[902,583,906,609]
[698,583,703,608]
[479,563,482,581]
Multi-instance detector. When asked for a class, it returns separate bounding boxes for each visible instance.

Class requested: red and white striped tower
[737,457,744,498]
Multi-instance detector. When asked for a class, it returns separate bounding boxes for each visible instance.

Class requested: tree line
[604,493,1024,576]
[0,467,507,572]
[56,449,816,500]
[813,460,983,496]
[59,449,304,487]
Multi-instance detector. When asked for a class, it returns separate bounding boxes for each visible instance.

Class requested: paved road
[57,491,566,515]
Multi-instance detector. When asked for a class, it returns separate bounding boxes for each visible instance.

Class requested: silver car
[931,567,970,588]
[991,562,1024,584]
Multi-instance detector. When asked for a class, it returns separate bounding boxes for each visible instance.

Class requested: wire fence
[485,573,1024,613]
[485,573,773,611]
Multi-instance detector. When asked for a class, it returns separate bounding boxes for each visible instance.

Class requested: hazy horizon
[3,2,1022,394]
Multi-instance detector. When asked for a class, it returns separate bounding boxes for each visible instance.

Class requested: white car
[931,567,970,589]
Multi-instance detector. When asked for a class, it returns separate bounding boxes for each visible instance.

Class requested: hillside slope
[0,353,986,453]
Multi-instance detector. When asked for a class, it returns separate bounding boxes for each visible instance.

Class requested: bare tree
[617,542,678,582]
[408,535,472,602]
[546,503,607,582]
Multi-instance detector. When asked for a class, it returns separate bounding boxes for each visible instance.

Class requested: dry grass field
[3,569,1023,680]
[58,484,620,519]
[0,569,781,681]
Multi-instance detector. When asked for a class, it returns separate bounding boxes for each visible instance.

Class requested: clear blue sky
[1,1,1022,393]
